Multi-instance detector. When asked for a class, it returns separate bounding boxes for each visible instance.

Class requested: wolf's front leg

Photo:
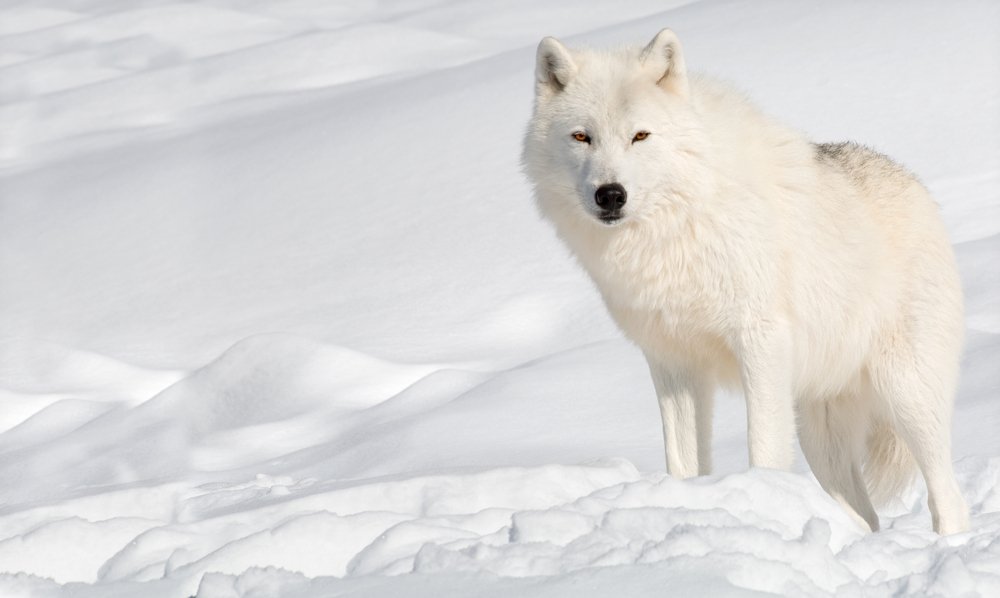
[646,357,714,478]
[738,322,796,470]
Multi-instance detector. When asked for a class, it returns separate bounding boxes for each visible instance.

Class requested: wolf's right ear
[535,37,577,95]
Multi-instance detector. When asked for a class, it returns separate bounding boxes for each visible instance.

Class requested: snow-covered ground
[1,1,998,596]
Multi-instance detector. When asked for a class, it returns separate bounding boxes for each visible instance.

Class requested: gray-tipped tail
[864,421,918,506]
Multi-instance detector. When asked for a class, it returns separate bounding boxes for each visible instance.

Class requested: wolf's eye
[632,131,650,143]
[572,132,591,143]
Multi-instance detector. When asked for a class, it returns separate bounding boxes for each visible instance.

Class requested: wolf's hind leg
[869,360,968,535]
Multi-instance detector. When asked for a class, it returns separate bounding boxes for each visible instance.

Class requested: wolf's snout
[595,183,627,210]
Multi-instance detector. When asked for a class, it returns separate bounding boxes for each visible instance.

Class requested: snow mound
[0,339,180,400]
[2,459,1000,597]
[154,333,436,433]
[0,333,441,507]
[0,339,182,439]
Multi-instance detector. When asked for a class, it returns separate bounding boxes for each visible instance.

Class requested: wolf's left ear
[535,37,577,95]
[640,29,689,98]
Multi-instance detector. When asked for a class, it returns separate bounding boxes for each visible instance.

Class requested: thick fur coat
[522,30,968,534]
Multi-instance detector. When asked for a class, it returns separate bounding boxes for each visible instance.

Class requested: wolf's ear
[640,29,689,98]
[535,37,577,94]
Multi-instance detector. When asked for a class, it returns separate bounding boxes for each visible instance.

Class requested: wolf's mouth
[598,210,624,224]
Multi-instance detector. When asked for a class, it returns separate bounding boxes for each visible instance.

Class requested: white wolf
[522,29,968,534]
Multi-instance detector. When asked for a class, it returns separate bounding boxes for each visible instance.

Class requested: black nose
[594,183,627,210]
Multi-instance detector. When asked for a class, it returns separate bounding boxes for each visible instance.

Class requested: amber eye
[572,131,591,143]
[632,131,650,142]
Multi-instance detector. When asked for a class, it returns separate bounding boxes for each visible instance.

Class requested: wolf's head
[523,30,703,228]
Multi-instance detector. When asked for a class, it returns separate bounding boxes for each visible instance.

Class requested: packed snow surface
[1,1,998,596]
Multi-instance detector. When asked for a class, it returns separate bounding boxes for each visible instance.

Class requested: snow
[0,1,998,596]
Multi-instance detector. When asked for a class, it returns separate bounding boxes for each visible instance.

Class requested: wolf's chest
[590,233,737,320]
[587,241,744,380]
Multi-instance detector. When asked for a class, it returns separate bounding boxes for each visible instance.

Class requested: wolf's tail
[864,420,918,506]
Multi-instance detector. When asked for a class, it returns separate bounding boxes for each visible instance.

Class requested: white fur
[522,30,969,534]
